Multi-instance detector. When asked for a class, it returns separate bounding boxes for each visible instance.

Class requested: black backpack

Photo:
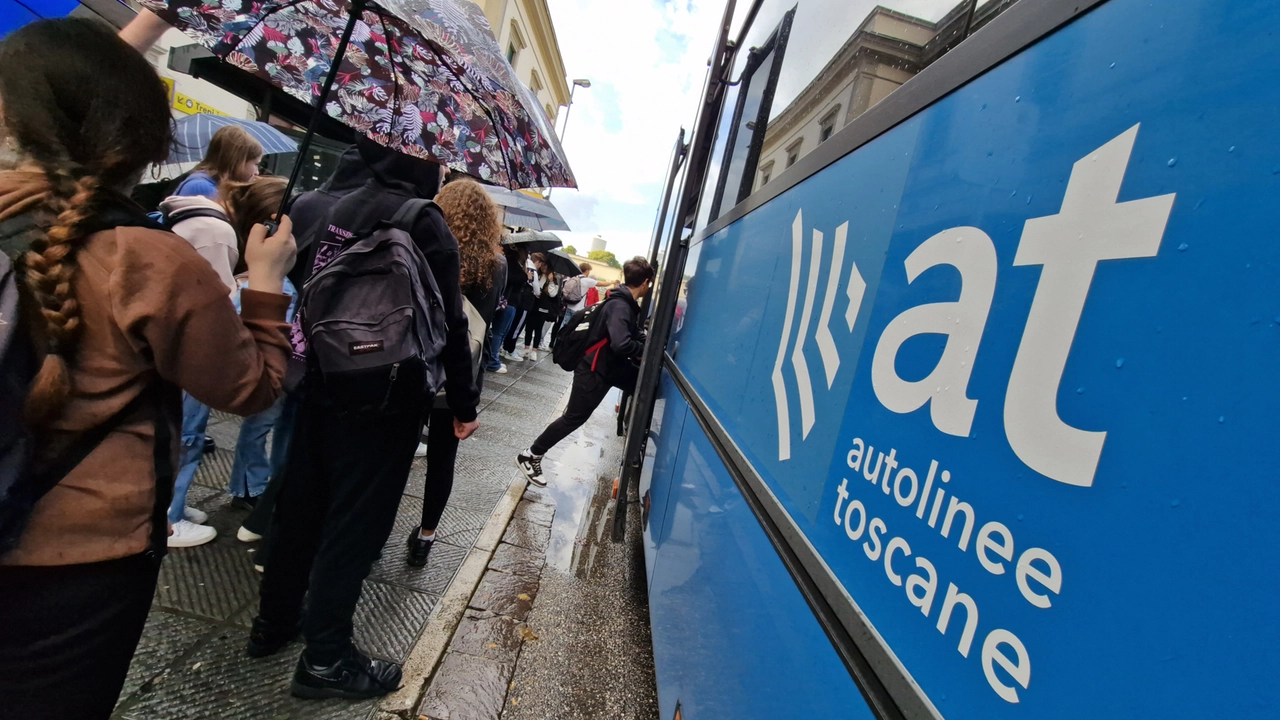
[299,199,448,414]
[0,212,173,558]
[551,300,608,372]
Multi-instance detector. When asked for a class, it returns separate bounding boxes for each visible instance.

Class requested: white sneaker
[489,363,508,374]
[415,442,428,458]
[183,506,208,524]
[509,349,525,362]
[169,519,217,548]
[517,450,547,487]
[237,525,263,543]
[528,348,539,361]
[499,349,517,361]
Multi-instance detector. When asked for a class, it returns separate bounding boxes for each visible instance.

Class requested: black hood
[353,135,442,199]
[321,147,374,195]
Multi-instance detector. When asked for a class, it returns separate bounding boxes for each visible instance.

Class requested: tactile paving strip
[192,448,235,490]
[369,535,469,597]
[115,611,213,709]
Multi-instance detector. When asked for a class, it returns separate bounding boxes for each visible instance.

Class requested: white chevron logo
[773,209,865,461]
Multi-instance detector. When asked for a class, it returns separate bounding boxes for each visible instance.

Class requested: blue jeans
[228,395,290,498]
[169,393,211,523]
[486,305,516,370]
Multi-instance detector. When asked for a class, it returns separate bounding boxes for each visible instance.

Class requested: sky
[542,0,964,261]
[544,0,724,262]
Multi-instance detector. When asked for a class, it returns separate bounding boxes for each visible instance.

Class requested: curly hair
[0,19,172,425]
[435,178,501,292]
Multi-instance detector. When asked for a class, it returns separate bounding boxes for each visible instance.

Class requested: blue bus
[619,0,1280,718]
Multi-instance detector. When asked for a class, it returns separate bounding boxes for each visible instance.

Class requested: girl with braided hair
[0,19,296,717]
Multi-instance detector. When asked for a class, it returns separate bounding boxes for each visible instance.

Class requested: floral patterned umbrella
[141,0,576,190]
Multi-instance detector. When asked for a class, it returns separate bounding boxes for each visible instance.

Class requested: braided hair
[0,19,172,425]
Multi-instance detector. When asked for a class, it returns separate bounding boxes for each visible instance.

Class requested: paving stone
[488,542,545,579]
[120,633,375,720]
[449,612,524,664]
[512,500,555,528]
[155,536,261,622]
[469,570,539,621]
[435,503,491,549]
[417,652,513,720]
[369,536,469,596]
[501,518,551,554]
[192,447,234,490]
[116,611,213,709]
[521,485,556,506]
[351,579,437,663]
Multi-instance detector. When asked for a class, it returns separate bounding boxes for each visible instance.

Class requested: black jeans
[419,405,459,531]
[530,369,611,455]
[503,308,528,353]
[0,553,160,718]
[256,392,422,664]
[523,307,551,348]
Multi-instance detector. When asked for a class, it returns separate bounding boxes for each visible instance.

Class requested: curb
[380,380,572,718]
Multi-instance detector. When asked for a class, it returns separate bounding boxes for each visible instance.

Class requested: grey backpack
[300,199,448,414]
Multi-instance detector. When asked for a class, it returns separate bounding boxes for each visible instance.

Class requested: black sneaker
[290,646,402,700]
[246,617,300,658]
[517,451,546,487]
[230,494,259,511]
[406,527,434,567]
[203,436,217,454]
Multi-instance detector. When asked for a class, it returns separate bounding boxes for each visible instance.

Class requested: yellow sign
[161,77,175,107]
[173,92,229,117]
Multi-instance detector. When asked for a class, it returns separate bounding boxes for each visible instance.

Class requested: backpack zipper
[380,362,400,411]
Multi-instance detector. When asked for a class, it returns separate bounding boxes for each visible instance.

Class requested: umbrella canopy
[143,0,575,191]
[169,114,298,164]
[544,249,583,278]
[502,230,562,254]
[481,185,569,231]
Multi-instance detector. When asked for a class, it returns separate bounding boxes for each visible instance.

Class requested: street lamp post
[548,78,590,198]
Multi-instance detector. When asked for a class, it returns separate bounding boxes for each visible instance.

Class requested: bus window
[693,0,1017,233]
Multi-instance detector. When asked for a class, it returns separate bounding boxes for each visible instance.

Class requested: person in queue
[522,252,557,361]
[0,19,295,717]
[517,257,655,486]
[485,243,529,373]
[173,126,263,200]
[407,178,506,566]
[250,136,480,700]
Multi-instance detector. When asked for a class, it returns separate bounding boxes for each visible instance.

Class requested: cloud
[546,0,722,247]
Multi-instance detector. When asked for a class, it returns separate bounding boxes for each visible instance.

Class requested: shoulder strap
[387,198,438,233]
[168,207,231,226]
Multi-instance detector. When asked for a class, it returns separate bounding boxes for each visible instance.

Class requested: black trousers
[419,405,459,531]
[256,392,422,664]
[530,369,611,455]
[503,308,528,353]
[523,307,551,348]
[0,553,160,718]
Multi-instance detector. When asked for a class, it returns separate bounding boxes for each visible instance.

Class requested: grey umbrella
[482,186,570,231]
[501,231,563,254]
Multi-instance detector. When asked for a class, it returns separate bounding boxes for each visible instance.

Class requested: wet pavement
[418,387,659,720]
[110,355,571,720]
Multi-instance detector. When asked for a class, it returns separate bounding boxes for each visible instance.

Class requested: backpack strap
[386,198,438,233]
[168,207,231,226]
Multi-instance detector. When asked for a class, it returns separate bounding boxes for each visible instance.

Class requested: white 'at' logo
[773,124,1175,488]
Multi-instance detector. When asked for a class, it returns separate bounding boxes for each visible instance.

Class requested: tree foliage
[564,245,577,255]
[588,249,621,269]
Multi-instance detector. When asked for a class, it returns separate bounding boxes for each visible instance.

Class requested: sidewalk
[111,355,572,720]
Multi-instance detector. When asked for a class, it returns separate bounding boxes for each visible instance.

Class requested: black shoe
[406,527,434,567]
[290,647,402,700]
[203,436,217,454]
[230,494,259,511]
[517,451,546,487]
[246,617,300,658]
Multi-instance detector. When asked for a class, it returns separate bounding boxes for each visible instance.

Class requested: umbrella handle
[274,0,369,223]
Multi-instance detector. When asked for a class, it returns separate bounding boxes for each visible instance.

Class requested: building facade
[470,0,571,126]
[755,0,1017,193]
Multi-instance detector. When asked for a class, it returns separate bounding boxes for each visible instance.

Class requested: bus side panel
[646,374,874,720]
[640,371,691,586]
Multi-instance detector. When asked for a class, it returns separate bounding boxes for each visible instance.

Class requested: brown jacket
[1,195,290,566]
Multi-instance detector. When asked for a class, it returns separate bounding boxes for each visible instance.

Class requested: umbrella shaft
[277,0,368,219]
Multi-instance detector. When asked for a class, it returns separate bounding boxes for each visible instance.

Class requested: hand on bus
[245,215,296,296]
[454,418,479,440]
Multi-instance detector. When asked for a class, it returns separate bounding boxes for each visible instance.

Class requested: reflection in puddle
[542,389,622,578]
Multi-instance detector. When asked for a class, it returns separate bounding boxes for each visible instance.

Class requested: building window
[819,105,841,143]
[758,161,775,187]
[507,22,525,65]
[529,70,543,95]
[785,139,803,168]
[545,103,555,120]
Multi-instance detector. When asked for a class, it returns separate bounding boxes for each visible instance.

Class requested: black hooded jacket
[293,137,480,422]
[583,288,645,391]
[287,146,374,290]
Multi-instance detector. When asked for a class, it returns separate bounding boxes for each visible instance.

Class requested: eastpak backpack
[299,199,448,414]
